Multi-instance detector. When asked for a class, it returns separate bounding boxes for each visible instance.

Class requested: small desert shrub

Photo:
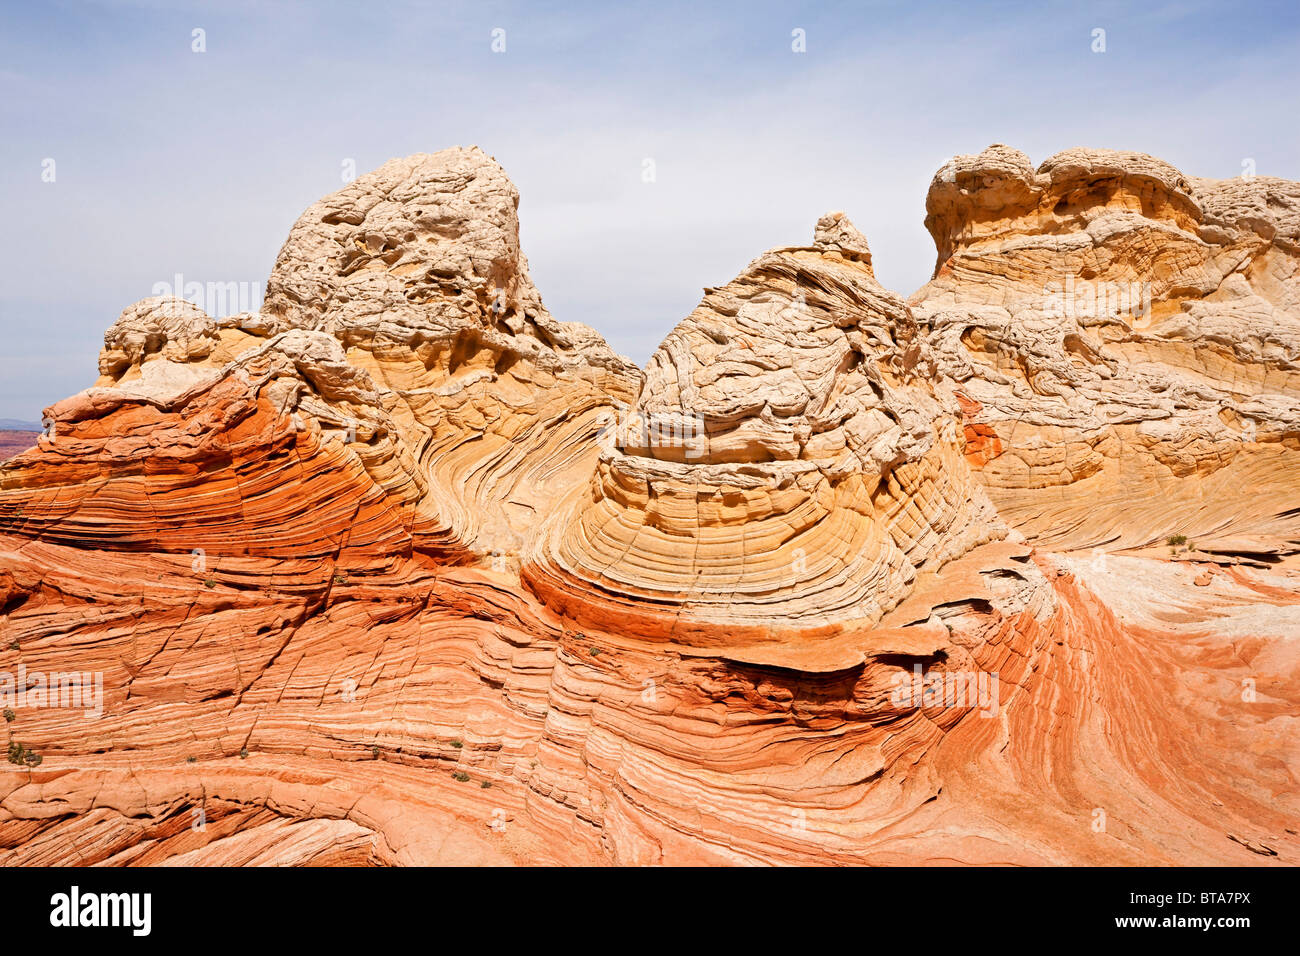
[7,741,39,767]
[452,771,470,782]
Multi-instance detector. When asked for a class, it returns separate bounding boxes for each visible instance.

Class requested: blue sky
[2,0,1298,422]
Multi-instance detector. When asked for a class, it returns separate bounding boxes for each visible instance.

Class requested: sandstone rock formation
[916,145,1300,557]
[0,146,1295,866]
[526,211,1007,650]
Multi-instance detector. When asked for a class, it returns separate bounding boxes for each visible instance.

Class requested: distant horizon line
[0,419,42,432]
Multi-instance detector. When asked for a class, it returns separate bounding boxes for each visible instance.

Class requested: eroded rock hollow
[0,145,1296,865]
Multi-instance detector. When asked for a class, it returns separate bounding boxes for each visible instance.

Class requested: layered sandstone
[916,145,1300,556]
[0,146,1295,866]
[526,212,1007,651]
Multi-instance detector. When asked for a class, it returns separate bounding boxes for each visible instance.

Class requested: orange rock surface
[0,147,1295,866]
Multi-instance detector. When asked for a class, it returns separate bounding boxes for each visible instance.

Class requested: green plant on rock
[7,740,39,767]
[452,771,470,783]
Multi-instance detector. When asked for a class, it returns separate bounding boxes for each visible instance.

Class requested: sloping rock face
[527,213,1007,647]
[916,145,1300,556]
[0,147,1296,866]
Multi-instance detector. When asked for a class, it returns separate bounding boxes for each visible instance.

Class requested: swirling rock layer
[917,145,1300,556]
[526,213,1004,647]
[0,147,1296,866]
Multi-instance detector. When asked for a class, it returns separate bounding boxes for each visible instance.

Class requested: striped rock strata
[526,212,1007,649]
[917,145,1300,556]
[0,147,1296,866]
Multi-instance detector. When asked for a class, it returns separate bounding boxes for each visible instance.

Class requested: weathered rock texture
[0,146,1296,866]
[527,212,1006,650]
[916,145,1300,557]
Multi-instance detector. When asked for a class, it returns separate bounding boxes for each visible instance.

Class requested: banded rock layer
[917,145,1300,556]
[0,146,1296,866]
[527,212,1006,649]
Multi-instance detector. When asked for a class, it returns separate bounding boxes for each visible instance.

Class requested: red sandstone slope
[0,147,1296,866]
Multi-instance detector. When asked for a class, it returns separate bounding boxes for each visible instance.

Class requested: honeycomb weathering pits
[0,146,1296,866]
